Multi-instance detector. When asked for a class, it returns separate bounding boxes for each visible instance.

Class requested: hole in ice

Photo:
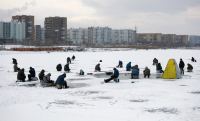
[68,83,89,88]
[145,108,178,114]
[179,85,187,86]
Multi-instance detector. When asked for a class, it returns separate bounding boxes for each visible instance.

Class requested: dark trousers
[104,75,117,83]
[126,68,131,71]
[28,75,34,81]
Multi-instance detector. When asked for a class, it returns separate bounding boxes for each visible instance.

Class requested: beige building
[162,34,176,43]
[136,33,162,43]
[176,35,188,44]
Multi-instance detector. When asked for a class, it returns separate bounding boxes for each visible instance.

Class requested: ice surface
[0,49,200,121]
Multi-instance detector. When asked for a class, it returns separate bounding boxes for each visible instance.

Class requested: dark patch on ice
[50,100,75,105]
[193,107,200,111]
[93,96,113,99]
[190,91,200,94]
[68,83,89,88]
[69,90,103,96]
[179,84,188,86]
[145,108,178,114]
[130,99,148,102]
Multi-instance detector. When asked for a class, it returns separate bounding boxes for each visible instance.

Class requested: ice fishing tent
[162,59,181,79]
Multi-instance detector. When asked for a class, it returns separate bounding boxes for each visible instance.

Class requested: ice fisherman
[191,57,196,62]
[12,58,17,64]
[38,70,45,82]
[13,63,20,72]
[104,68,119,83]
[95,63,101,71]
[117,60,123,68]
[80,69,84,75]
[28,67,36,81]
[17,68,26,82]
[43,73,54,85]
[55,73,68,89]
[153,58,158,65]
[67,57,71,64]
[72,55,75,60]
[156,63,164,73]
[143,67,150,78]
[179,58,185,75]
[131,65,139,79]
[64,64,70,72]
[126,62,131,71]
[56,64,62,71]
[187,63,193,72]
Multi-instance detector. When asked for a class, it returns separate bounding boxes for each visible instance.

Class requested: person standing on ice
[12,58,17,64]
[179,58,185,75]
[95,63,101,71]
[17,68,26,82]
[55,73,68,89]
[117,60,123,68]
[56,64,62,71]
[28,67,36,81]
[126,62,131,71]
[67,57,71,64]
[104,68,119,83]
[72,55,75,60]
[143,67,150,78]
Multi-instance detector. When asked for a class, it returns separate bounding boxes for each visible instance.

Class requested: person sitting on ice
[38,70,45,82]
[187,63,193,72]
[143,67,150,78]
[43,73,54,85]
[72,55,75,60]
[13,63,19,72]
[17,68,26,82]
[67,57,71,64]
[131,66,139,79]
[126,62,131,71]
[56,64,62,71]
[28,67,36,81]
[104,68,119,83]
[191,57,196,62]
[156,63,164,73]
[79,69,84,75]
[95,63,101,72]
[64,64,71,73]
[117,60,123,68]
[12,58,17,64]
[55,73,68,89]
[153,58,158,65]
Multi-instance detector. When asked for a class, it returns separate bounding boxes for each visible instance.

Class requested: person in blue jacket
[28,67,36,81]
[104,68,119,83]
[131,66,139,79]
[117,60,123,68]
[55,73,68,89]
[126,62,131,71]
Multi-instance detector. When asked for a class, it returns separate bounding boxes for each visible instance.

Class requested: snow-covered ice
[0,49,200,121]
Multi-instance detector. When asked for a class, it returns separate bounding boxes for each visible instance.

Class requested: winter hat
[113,68,116,70]
[80,69,83,71]
[30,67,32,69]
[48,73,51,76]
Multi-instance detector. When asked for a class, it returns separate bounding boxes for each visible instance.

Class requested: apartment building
[176,35,188,44]
[0,22,11,38]
[162,34,176,43]
[67,28,88,44]
[136,33,162,43]
[188,35,200,45]
[10,20,26,42]
[41,28,45,41]
[44,16,67,41]
[111,29,136,45]
[88,27,112,45]
[34,25,42,41]
[12,15,34,40]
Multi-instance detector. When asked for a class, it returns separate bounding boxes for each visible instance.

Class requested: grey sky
[0,0,200,35]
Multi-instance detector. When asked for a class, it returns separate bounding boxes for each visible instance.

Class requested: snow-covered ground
[0,49,200,121]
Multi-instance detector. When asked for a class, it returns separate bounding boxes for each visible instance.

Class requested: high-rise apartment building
[12,15,34,40]
[162,34,176,43]
[34,25,41,41]
[44,16,67,41]
[176,35,188,44]
[10,20,26,42]
[67,28,88,44]
[0,22,11,38]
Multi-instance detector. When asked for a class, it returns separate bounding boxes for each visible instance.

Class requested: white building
[188,35,200,45]
[111,29,136,45]
[10,20,26,42]
[88,27,112,45]
[67,28,88,44]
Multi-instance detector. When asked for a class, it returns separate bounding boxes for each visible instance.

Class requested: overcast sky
[0,0,200,35]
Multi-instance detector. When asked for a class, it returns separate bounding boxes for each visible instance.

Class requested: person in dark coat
[143,67,150,78]
[64,64,70,72]
[72,55,75,60]
[55,73,68,89]
[131,66,139,79]
[153,58,158,65]
[104,68,119,83]
[179,58,185,75]
[38,70,45,82]
[43,73,54,85]
[12,58,17,64]
[191,57,195,62]
[156,63,164,73]
[17,68,26,82]
[80,69,84,75]
[28,67,36,81]
[187,63,193,72]
[126,62,131,71]
[67,57,71,64]
[117,60,123,68]
[13,63,19,72]
[95,63,101,71]
[56,64,62,71]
